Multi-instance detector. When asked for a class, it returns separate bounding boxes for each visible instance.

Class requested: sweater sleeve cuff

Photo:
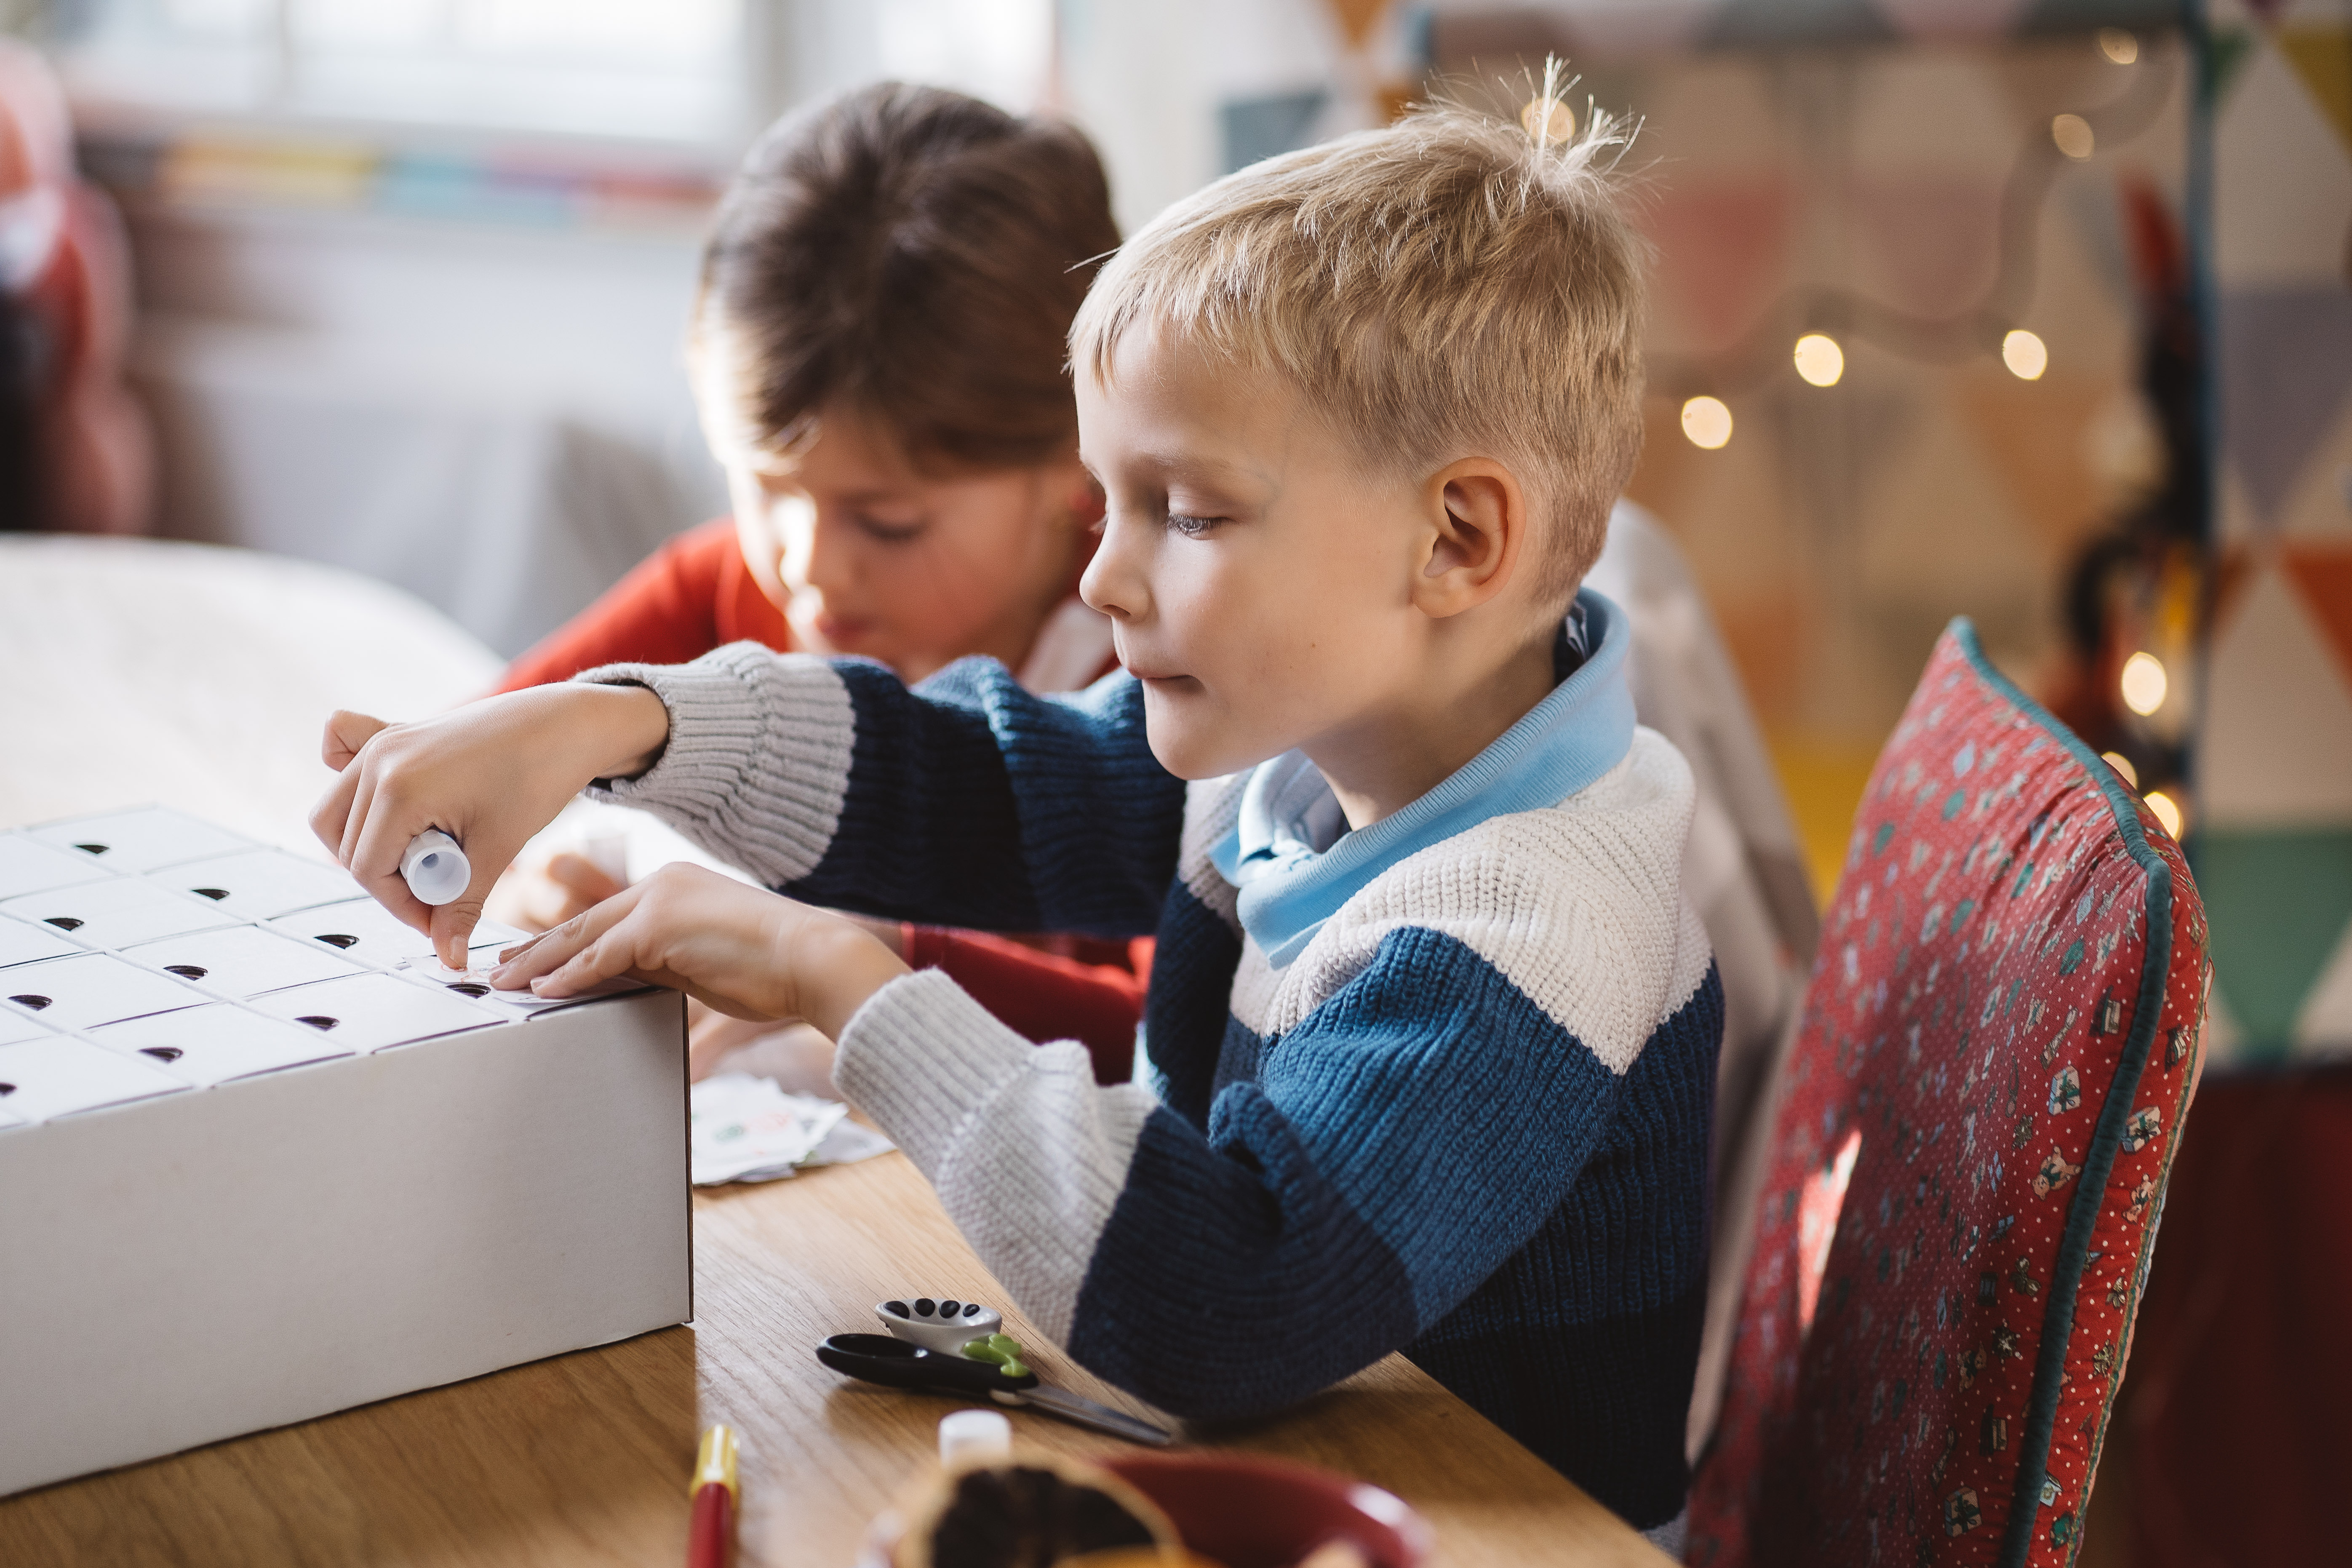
[833,968,1044,1178]
[572,641,855,888]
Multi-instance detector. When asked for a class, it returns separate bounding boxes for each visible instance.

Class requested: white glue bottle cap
[938,1409,1012,1468]
[400,829,471,906]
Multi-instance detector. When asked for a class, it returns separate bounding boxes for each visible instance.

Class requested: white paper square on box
[0,1036,189,1123]
[0,834,113,900]
[268,898,527,969]
[0,879,243,951]
[0,1009,56,1047]
[89,1004,352,1087]
[150,850,362,922]
[1,952,209,1033]
[0,913,87,970]
[248,973,502,1053]
[120,924,366,1000]
[27,807,255,874]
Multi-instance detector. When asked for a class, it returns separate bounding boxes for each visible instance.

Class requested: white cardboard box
[0,808,690,1497]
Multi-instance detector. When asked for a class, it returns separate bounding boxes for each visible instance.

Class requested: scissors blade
[1009,1384,1173,1446]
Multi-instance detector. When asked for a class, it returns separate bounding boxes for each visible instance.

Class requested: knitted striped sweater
[584,589,1722,1532]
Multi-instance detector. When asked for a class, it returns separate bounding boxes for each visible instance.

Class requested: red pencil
[688,1425,739,1568]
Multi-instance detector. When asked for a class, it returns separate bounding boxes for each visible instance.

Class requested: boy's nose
[1078,512,1145,622]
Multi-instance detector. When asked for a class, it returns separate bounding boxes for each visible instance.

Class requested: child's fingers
[320,709,390,769]
[309,755,364,862]
[492,887,641,991]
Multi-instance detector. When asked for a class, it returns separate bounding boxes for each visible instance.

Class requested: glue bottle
[400,829,470,906]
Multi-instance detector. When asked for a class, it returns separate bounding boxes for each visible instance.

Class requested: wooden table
[0,1150,1673,1567]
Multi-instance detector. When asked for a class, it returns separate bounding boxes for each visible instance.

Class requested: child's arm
[574,641,1185,938]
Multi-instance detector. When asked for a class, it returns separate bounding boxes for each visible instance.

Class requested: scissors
[816,1331,1172,1447]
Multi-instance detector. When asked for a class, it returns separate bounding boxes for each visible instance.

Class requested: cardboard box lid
[0,834,113,900]
[269,899,527,970]
[0,1035,190,1122]
[1,879,244,951]
[148,849,366,922]
[120,923,367,1000]
[246,972,504,1052]
[24,807,255,873]
[89,1002,353,1087]
[0,911,87,970]
[2,952,212,1033]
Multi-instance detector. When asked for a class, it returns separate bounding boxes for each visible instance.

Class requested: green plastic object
[961,1333,1031,1379]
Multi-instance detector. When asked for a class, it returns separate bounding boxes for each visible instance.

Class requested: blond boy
[316,98,1719,1542]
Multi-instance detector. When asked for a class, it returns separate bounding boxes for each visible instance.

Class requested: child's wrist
[567,682,673,782]
[794,919,911,1042]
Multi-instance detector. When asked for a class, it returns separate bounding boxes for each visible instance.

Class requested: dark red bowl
[1103,1452,1433,1568]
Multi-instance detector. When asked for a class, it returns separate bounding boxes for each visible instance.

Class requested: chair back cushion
[1686,622,2208,1568]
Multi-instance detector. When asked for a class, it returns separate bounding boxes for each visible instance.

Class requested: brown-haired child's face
[713,402,1099,685]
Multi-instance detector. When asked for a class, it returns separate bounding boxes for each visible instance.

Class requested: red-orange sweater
[499,519,1147,1083]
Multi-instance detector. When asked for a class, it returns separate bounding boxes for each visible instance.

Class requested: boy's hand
[490,863,909,1042]
[310,683,671,968]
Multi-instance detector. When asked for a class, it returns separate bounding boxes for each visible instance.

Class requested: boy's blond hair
[1071,83,1647,610]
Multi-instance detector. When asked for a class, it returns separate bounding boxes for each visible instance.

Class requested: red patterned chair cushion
[1686,622,2209,1568]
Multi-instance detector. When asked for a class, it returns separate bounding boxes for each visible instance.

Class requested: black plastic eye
[315,935,359,949]
[141,1047,183,1062]
[10,995,50,1010]
[296,1015,338,1030]
[914,1298,936,1317]
[191,888,230,902]
[42,917,83,931]
[884,1300,910,1318]
[962,1304,981,1317]
[939,1300,961,1317]
[165,965,207,980]
[73,843,107,856]
[447,983,489,997]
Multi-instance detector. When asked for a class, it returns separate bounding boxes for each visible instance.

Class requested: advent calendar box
[0,807,690,1497]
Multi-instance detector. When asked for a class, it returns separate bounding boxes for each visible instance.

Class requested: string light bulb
[1681,396,1733,449]
[2002,329,2048,380]
[2145,790,2183,839]
[2120,652,2168,716]
[2052,114,2095,159]
[1794,334,1845,387]
[2098,29,2138,65]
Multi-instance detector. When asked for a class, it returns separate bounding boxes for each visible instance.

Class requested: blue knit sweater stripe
[794,657,1185,938]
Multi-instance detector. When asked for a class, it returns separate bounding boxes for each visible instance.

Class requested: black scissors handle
[817,1333,1040,1397]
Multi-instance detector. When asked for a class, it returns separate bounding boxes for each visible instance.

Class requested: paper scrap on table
[690,1071,895,1185]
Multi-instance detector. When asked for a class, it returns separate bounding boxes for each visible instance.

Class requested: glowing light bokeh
[2101,751,2138,789]
[2053,114,2096,160]
[2002,329,2048,380]
[2120,651,2168,716]
[1681,396,1733,449]
[2145,790,2183,840]
[2098,29,2138,65]
[1793,334,1844,387]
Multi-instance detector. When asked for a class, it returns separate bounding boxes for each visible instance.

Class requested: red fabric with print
[1687,623,2208,1568]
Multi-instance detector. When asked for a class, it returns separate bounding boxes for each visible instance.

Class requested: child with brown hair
[499,83,1145,1079]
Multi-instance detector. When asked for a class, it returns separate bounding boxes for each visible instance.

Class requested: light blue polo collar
[1210,588,1637,968]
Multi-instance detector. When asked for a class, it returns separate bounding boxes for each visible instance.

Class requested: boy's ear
[1415,459,1529,618]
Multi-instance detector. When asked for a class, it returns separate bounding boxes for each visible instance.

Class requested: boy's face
[1076,329,1448,782]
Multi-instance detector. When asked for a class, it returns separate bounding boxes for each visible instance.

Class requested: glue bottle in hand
[401,829,470,906]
